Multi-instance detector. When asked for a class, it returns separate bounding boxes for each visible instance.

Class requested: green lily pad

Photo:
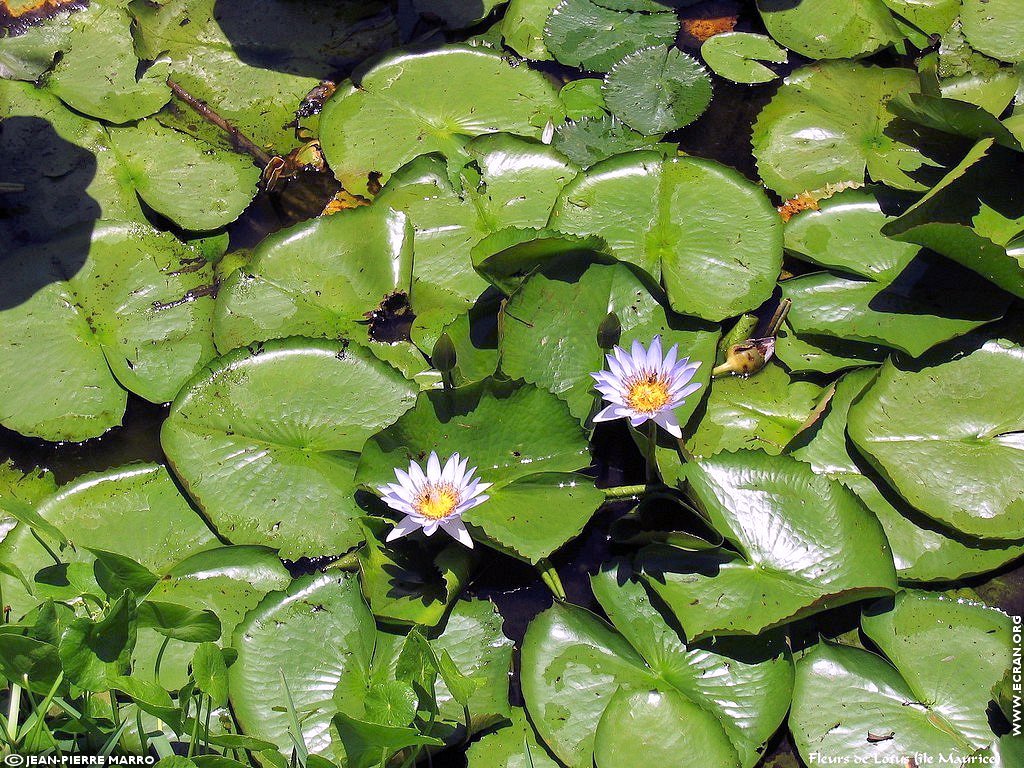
[550,152,783,321]
[685,365,824,458]
[790,590,1012,764]
[130,0,398,153]
[161,338,418,560]
[962,0,1024,64]
[882,138,1024,298]
[319,46,564,196]
[356,379,599,562]
[2,0,171,123]
[774,324,887,374]
[882,0,960,35]
[0,221,219,441]
[213,205,413,353]
[756,0,903,60]
[501,0,560,60]
[783,188,920,282]
[108,120,260,232]
[500,262,719,425]
[552,115,664,167]
[521,564,793,768]
[594,687,741,768]
[780,255,1011,357]
[372,135,580,349]
[59,592,138,692]
[0,81,142,246]
[848,340,1024,541]
[466,707,559,768]
[753,62,928,198]
[603,46,712,136]
[430,598,514,729]
[792,368,1024,582]
[543,0,679,73]
[230,573,376,758]
[559,78,607,120]
[639,450,897,640]
[0,463,218,620]
[0,463,57,544]
[701,32,787,85]
[356,518,474,628]
[132,546,291,691]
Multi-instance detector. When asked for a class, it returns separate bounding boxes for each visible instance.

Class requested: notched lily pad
[161,338,418,560]
[319,46,565,196]
[638,450,897,640]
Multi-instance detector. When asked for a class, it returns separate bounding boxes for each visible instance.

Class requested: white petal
[670,382,703,402]
[606,355,626,381]
[647,336,662,369]
[659,348,675,374]
[407,461,426,486]
[426,452,442,481]
[442,453,460,483]
[629,413,649,427]
[423,521,440,536]
[439,518,474,548]
[653,410,682,438]
[593,404,628,423]
[386,516,423,542]
[630,339,646,367]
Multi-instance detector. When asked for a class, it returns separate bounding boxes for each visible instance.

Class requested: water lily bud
[432,332,457,374]
[597,312,621,349]
[712,337,776,377]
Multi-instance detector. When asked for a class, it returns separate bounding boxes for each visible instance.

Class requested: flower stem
[601,483,670,500]
[537,558,566,601]
[645,421,658,484]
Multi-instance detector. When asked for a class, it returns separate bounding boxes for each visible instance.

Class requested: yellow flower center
[415,484,461,520]
[626,373,670,414]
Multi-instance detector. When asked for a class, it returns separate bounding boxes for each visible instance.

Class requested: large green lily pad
[639,450,897,640]
[550,152,782,321]
[790,590,1012,763]
[466,707,559,768]
[521,564,793,768]
[685,365,823,458]
[108,120,260,232]
[501,0,560,60]
[848,340,1024,541]
[161,338,418,560]
[882,138,1024,298]
[133,546,291,691]
[780,255,1011,357]
[214,205,413,352]
[500,262,719,425]
[372,135,579,349]
[961,0,1024,64]
[756,0,903,60]
[2,0,171,123]
[356,379,601,562]
[0,463,217,620]
[793,368,1024,582]
[783,188,920,282]
[0,221,218,441]
[230,573,376,758]
[319,46,564,196]
[753,62,928,198]
[130,0,398,152]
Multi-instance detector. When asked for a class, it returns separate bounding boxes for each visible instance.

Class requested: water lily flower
[591,336,702,438]
[377,452,490,549]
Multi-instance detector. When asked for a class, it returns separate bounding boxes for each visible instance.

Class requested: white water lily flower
[377,452,491,549]
[590,336,702,438]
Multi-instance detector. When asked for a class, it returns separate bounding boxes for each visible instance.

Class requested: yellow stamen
[626,373,670,414]
[415,483,461,520]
